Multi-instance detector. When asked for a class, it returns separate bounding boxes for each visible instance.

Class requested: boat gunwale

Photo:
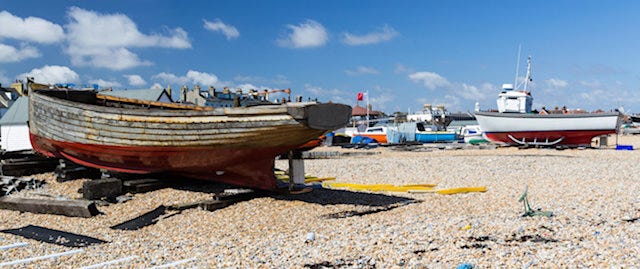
[30,89,305,118]
[474,111,621,119]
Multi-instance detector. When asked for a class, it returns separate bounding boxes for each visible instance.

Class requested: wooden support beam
[0,196,100,218]
[122,178,167,193]
[55,160,101,182]
[0,156,59,176]
[82,178,122,200]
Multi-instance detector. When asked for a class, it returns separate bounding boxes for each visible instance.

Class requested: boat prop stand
[287,150,305,190]
[507,134,564,146]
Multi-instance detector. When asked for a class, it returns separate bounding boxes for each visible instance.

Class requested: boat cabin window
[416,122,426,132]
[366,128,383,132]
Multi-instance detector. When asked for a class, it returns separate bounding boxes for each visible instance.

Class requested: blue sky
[1,1,639,113]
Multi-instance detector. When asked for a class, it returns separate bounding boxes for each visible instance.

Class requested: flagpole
[366,90,370,126]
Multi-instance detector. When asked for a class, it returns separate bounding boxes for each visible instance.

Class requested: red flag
[356,92,364,101]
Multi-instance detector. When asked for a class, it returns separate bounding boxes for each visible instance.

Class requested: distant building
[180,85,276,108]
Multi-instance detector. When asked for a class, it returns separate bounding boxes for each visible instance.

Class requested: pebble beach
[1,135,640,268]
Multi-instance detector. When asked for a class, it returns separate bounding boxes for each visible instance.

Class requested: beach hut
[0,97,30,152]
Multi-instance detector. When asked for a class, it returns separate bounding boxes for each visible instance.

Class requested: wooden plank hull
[29,89,351,190]
[475,111,622,146]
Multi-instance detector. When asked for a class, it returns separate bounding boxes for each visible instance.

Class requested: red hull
[31,134,299,190]
[484,130,615,146]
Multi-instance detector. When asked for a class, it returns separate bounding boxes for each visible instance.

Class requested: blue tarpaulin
[351,135,377,144]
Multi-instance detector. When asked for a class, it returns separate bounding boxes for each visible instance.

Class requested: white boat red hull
[474,111,622,146]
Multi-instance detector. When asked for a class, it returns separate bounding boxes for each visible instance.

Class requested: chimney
[181,85,187,102]
[208,86,215,98]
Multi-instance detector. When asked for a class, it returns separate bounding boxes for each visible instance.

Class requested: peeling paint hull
[29,89,351,190]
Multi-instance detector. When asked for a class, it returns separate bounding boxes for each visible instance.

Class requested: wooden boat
[475,57,622,147]
[28,86,351,190]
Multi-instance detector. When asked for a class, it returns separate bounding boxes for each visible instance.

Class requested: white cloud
[304,84,343,96]
[236,83,261,92]
[546,78,568,88]
[579,80,602,89]
[277,20,328,48]
[408,71,450,90]
[18,65,79,84]
[234,74,290,86]
[345,66,379,76]
[203,19,239,40]
[0,11,63,63]
[65,7,191,70]
[123,74,146,86]
[459,83,493,100]
[152,72,188,85]
[0,11,64,43]
[152,70,218,86]
[186,70,218,85]
[0,44,40,62]
[369,92,394,111]
[394,64,413,74]
[150,83,163,89]
[88,79,122,88]
[342,25,398,46]
[442,94,461,109]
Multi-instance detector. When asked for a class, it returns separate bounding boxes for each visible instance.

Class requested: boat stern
[288,103,352,131]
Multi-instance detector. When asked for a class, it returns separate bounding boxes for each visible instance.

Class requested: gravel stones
[0,135,639,267]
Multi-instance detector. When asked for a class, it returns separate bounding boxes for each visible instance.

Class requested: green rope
[519,186,553,217]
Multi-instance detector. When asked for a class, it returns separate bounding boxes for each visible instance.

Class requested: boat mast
[514,45,521,89]
[523,56,532,92]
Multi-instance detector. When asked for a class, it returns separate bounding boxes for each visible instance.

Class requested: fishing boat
[356,126,389,144]
[27,82,351,190]
[342,124,391,144]
[475,57,622,147]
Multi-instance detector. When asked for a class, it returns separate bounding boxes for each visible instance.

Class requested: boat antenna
[523,56,532,92]
[514,44,522,89]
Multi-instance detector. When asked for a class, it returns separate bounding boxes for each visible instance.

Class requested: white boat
[460,125,487,145]
[474,57,622,147]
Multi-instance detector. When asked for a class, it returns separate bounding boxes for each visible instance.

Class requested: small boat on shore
[28,81,351,190]
[475,57,622,147]
[460,125,488,145]
[414,122,457,143]
[356,126,389,144]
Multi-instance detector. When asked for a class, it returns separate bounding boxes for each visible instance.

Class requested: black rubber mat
[1,225,107,247]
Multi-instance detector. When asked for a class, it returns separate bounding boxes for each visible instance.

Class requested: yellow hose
[323,182,486,194]
[435,187,487,195]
